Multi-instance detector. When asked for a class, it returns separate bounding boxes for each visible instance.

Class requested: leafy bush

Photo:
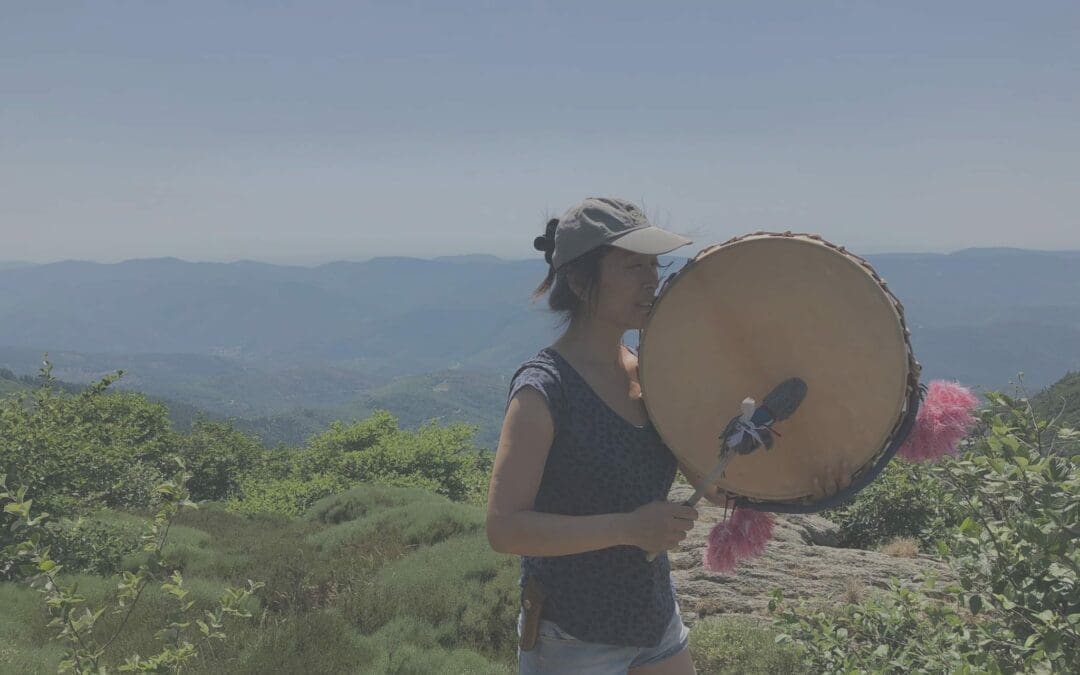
[333,419,493,504]
[37,514,143,576]
[172,420,264,502]
[770,580,976,674]
[0,365,174,518]
[228,413,494,515]
[826,460,963,550]
[931,391,1079,670]
[687,614,800,674]
[2,463,263,673]
[772,390,1080,673]
[302,411,399,469]
[226,473,352,517]
[0,362,515,671]
[1032,371,1080,445]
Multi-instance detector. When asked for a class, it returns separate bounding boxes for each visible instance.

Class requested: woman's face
[587,249,661,330]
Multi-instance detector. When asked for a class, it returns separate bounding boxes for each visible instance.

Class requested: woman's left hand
[679,462,728,507]
[811,458,854,499]
[699,482,728,508]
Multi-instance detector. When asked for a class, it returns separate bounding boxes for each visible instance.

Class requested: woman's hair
[531,218,610,325]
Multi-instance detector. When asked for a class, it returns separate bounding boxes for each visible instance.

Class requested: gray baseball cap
[551,197,693,270]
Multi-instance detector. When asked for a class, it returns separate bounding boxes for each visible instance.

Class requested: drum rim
[638,231,923,513]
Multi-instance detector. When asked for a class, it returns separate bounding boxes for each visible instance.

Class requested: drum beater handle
[644,398,752,562]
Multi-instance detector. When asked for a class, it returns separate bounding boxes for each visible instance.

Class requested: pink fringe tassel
[897,380,980,462]
[703,508,775,573]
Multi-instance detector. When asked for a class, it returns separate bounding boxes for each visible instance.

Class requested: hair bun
[533,218,558,265]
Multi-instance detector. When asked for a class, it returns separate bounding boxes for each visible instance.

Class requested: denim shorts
[517,601,690,674]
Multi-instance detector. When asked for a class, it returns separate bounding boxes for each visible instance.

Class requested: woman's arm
[486,387,631,555]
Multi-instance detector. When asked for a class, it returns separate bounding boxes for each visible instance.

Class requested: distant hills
[0,369,27,397]
[0,261,36,271]
[0,255,556,376]
[1033,371,1080,430]
[2,248,1079,446]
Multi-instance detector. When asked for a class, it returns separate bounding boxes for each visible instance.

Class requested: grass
[1,486,520,672]
[8,484,822,673]
[306,500,484,552]
[688,614,801,674]
[350,531,520,661]
[841,578,868,604]
[880,536,920,558]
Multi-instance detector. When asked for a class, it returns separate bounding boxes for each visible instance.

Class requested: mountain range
[2,248,1078,447]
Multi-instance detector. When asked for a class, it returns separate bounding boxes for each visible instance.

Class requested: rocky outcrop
[665,485,952,626]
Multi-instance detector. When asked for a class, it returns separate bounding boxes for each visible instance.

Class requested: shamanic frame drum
[638,232,923,514]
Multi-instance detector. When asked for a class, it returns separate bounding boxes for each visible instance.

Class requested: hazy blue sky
[2,1,1078,264]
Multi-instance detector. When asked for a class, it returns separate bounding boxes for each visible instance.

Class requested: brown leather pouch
[519,576,547,652]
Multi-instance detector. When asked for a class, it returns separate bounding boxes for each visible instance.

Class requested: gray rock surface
[665,485,952,626]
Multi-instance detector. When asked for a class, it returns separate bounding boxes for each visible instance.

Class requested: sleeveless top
[506,346,679,648]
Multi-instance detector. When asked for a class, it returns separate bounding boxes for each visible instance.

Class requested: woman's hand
[678,462,728,507]
[811,458,854,500]
[623,501,698,555]
[697,482,728,508]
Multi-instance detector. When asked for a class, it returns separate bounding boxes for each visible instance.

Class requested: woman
[485,196,711,674]
[486,197,846,674]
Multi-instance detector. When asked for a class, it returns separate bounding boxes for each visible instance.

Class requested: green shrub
[298,410,400,477]
[226,413,494,515]
[2,462,264,674]
[227,473,352,517]
[172,419,264,501]
[3,557,261,670]
[36,512,142,575]
[302,414,493,504]
[688,614,800,675]
[930,391,1079,671]
[0,365,175,518]
[772,390,1080,673]
[85,574,262,666]
[770,580,976,674]
[826,460,963,550]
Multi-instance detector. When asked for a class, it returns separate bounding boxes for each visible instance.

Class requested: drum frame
[639,231,924,514]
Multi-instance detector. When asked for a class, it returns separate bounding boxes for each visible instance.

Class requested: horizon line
[4,244,1080,268]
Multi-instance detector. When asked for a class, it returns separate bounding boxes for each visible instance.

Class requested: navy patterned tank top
[506,346,679,648]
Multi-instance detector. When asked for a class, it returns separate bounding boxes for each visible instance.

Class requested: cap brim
[608,226,693,256]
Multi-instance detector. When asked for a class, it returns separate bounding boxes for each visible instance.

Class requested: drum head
[639,234,912,503]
